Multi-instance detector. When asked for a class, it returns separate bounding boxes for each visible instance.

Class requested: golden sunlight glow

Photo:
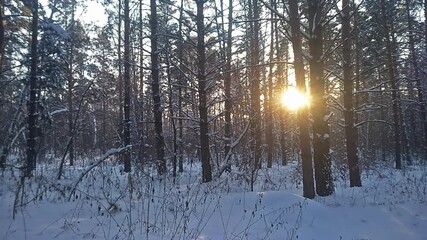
[281,87,310,111]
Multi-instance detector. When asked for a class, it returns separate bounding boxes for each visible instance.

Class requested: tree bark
[342,0,361,187]
[118,0,123,146]
[308,0,334,196]
[381,0,401,169]
[165,49,178,177]
[0,0,4,168]
[266,0,275,168]
[151,0,166,175]
[0,0,4,77]
[26,0,39,176]
[249,0,262,171]
[288,0,315,199]
[405,0,427,160]
[275,19,287,166]
[67,0,76,166]
[138,0,145,166]
[123,0,131,172]
[196,0,212,182]
[178,0,185,173]
[224,0,233,160]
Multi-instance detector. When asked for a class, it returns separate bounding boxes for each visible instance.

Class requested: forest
[0,0,426,239]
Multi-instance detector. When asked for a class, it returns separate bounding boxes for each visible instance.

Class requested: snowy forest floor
[1,157,426,240]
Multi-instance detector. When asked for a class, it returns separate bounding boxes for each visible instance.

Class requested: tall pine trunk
[67,0,76,166]
[224,0,233,159]
[165,49,178,177]
[308,0,334,196]
[123,0,131,172]
[249,0,262,173]
[0,0,4,77]
[196,0,212,182]
[138,0,145,166]
[266,0,275,168]
[26,0,39,176]
[150,0,166,175]
[288,0,315,199]
[277,36,288,166]
[118,0,123,148]
[381,0,402,169]
[0,0,5,168]
[342,0,361,187]
[405,0,427,159]
[177,0,185,173]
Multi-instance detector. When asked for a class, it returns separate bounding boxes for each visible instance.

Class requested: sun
[281,87,310,111]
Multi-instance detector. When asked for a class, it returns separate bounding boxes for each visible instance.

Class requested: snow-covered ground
[1,160,426,240]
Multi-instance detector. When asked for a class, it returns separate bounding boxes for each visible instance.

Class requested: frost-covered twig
[218,119,251,177]
[68,146,132,200]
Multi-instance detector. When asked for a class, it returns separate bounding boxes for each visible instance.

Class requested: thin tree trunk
[0,0,4,77]
[249,0,262,171]
[178,0,184,173]
[196,0,212,182]
[288,0,315,199]
[123,0,131,172]
[308,0,334,196]
[166,50,178,178]
[266,0,275,168]
[224,0,233,160]
[381,0,401,169]
[342,0,361,187]
[67,0,76,166]
[354,3,361,126]
[118,0,123,144]
[26,0,39,177]
[138,0,145,166]
[275,24,287,166]
[151,0,166,175]
[0,0,7,168]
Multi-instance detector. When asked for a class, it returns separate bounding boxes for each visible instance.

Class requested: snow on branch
[69,145,132,199]
[217,119,250,177]
[49,108,68,116]
[40,22,70,40]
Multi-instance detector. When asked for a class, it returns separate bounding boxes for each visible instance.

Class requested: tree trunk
[26,0,39,177]
[266,0,275,168]
[288,0,315,199]
[249,0,262,171]
[224,0,233,160]
[67,0,76,166]
[0,0,4,77]
[342,0,361,187]
[196,0,212,182]
[0,0,5,168]
[118,0,123,146]
[275,23,287,166]
[165,49,178,178]
[405,0,427,160]
[138,0,145,167]
[381,0,401,169]
[308,0,334,196]
[178,0,185,173]
[151,0,166,175]
[123,0,131,172]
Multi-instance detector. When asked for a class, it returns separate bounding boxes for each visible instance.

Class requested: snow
[323,112,334,122]
[1,161,426,240]
[49,108,68,116]
[40,22,70,40]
